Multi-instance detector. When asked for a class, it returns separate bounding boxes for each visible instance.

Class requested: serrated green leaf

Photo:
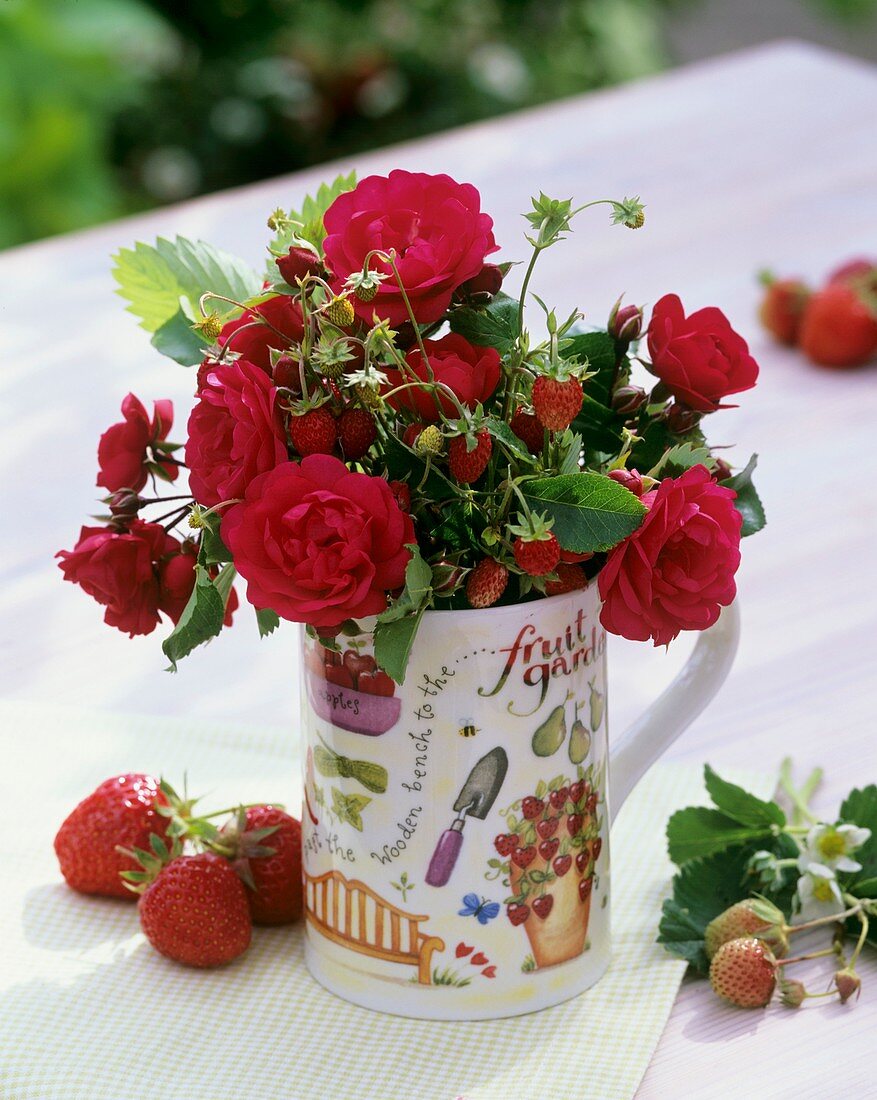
[376,545,432,625]
[374,606,426,685]
[256,608,280,638]
[837,785,877,892]
[485,416,538,464]
[267,171,357,265]
[112,235,261,338]
[666,806,776,865]
[161,563,226,671]
[449,292,521,354]
[704,765,785,829]
[649,442,715,479]
[150,308,204,366]
[200,514,233,565]
[721,453,766,537]
[522,472,646,553]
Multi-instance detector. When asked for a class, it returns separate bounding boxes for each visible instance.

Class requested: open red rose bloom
[59,170,761,667]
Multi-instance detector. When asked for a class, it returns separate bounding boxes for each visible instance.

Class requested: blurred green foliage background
[1,0,875,249]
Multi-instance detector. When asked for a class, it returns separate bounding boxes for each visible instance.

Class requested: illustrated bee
[458,722,480,738]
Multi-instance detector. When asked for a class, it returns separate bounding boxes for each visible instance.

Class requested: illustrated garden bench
[305,869,445,984]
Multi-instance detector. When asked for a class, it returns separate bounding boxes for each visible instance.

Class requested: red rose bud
[272,353,302,393]
[276,247,321,285]
[664,402,701,434]
[608,468,644,496]
[712,458,733,482]
[608,300,643,343]
[107,489,144,519]
[432,559,465,595]
[611,384,647,415]
[456,263,504,303]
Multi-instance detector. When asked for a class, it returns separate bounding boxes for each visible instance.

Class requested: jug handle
[608,600,740,819]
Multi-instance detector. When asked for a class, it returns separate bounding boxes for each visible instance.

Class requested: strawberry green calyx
[834,966,862,1003]
[610,196,645,229]
[346,264,387,303]
[117,832,184,894]
[508,510,555,544]
[705,896,790,960]
[778,977,807,1007]
[208,806,281,891]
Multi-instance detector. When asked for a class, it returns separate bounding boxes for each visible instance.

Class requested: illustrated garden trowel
[425,747,508,887]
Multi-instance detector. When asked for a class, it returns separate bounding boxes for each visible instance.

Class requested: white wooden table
[1,40,875,1098]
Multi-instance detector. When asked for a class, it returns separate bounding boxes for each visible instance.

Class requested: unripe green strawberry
[704,898,789,959]
[325,296,355,328]
[414,424,444,456]
[709,937,777,1008]
[355,282,378,302]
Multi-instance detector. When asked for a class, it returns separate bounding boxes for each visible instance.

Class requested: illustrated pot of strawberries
[303,635,401,736]
[493,769,603,969]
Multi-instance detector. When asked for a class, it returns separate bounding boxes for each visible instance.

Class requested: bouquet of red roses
[58,170,763,680]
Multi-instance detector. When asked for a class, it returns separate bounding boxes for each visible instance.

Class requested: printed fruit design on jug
[487,763,604,969]
[303,633,401,736]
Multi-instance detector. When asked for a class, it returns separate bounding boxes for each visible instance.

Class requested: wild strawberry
[388,479,411,512]
[511,845,536,869]
[414,424,444,457]
[513,532,560,577]
[448,431,492,484]
[578,877,593,903]
[325,296,355,328]
[219,806,302,926]
[289,406,337,456]
[276,246,321,286]
[532,376,583,431]
[494,833,517,856]
[709,937,778,1008]
[272,353,302,393]
[545,561,589,596]
[54,774,171,899]
[538,837,560,862]
[507,902,530,926]
[567,813,584,837]
[549,787,570,810]
[510,408,545,454]
[466,558,508,608]
[704,898,789,959]
[139,852,252,968]
[536,817,559,839]
[553,854,572,877]
[532,894,554,920]
[521,796,545,820]
[560,548,594,565]
[758,276,810,345]
[799,283,877,367]
[336,408,377,460]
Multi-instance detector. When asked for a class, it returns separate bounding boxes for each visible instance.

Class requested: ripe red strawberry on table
[799,282,877,368]
[757,274,810,345]
[54,774,171,899]
[709,937,778,1008]
[218,805,303,926]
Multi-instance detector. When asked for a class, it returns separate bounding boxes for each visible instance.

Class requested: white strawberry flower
[796,863,845,920]
[797,823,871,874]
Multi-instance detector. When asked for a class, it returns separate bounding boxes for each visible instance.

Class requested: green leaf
[563,331,617,405]
[649,442,716,479]
[449,292,521,354]
[150,308,204,366]
[199,514,233,565]
[485,415,538,464]
[376,545,432,625]
[837,785,877,893]
[666,807,778,865]
[374,606,426,685]
[721,453,766,537]
[384,434,459,505]
[704,765,786,829]
[267,171,357,263]
[521,472,646,553]
[161,564,225,671]
[112,235,262,337]
[256,608,280,638]
[571,394,626,455]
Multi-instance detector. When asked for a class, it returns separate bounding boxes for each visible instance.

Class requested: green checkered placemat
[0,700,742,1100]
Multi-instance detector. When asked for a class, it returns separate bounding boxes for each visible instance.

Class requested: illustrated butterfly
[458,893,501,925]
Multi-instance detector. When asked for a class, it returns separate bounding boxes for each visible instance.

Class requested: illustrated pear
[569,703,591,765]
[589,679,605,733]
[532,705,567,757]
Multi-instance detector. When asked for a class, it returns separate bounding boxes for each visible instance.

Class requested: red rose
[647,294,759,412]
[222,456,414,629]
[218,294,304,373]
[323,170,498,326]
[57,520,179,637]
[96,394,176,493]
[383,333,501,422]
[157,543,238,627]
[186,359,288,508]
[598,466,741,646]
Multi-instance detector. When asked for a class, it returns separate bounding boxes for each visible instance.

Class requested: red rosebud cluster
[97,394,177,493]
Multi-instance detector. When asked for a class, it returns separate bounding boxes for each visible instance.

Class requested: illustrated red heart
[536,817,558,839]
[538,837,560,862]
[532,894,554,920]
[568,780,585,804]
[579,877,593,903]
[325,665,354,689]
[506,902,530,926]
[343,650,377,682]
[549,787,569,810]
[566,813,583,837]
[553,854,572,877]
[511,845,536,869]
[456,942,473,958]
[471,952,488,966]
[481,966,497,978]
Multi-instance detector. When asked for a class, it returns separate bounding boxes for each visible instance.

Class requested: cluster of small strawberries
[494,778,601,927]
[304,641,396,696]
[759,256,877,368]
[705,897,863,1009]
[54,773,302,968]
